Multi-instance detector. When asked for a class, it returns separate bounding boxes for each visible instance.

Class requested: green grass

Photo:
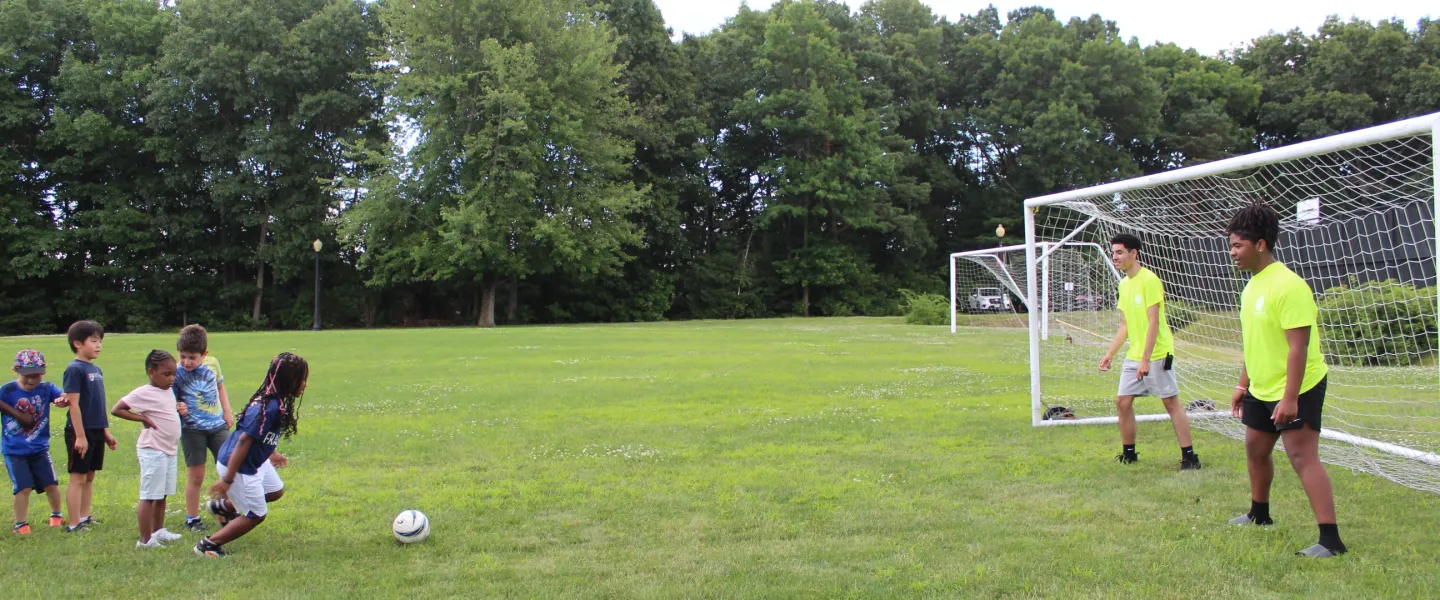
[2,318,1437,598]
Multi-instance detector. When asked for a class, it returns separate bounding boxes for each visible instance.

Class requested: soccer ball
[392,510,430,544]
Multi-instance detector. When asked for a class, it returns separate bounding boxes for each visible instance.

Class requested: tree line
[2,0,1437,333]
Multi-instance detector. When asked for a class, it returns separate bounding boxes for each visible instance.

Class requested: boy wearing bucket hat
[0,349,70,534]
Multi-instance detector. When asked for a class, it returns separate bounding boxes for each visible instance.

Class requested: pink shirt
[120,385,182,456]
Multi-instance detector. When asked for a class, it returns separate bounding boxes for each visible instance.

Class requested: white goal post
[1020,112,1440,494]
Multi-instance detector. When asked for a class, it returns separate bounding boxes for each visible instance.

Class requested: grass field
[2,318,1437,598]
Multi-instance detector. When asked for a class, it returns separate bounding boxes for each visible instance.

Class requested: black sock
[1181,445,1196,458]
[1318,523,1346,553]
[1122,444,1137,457]
[1249,500,1272,525]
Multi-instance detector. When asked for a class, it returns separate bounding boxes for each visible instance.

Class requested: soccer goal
[950,243,1120,333]
[1021,112,1440,495]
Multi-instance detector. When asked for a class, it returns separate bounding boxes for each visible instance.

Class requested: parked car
[968,287,1013,312]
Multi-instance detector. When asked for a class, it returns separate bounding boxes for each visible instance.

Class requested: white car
[967,287,1012,312]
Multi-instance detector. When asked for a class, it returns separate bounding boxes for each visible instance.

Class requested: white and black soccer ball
[393,509,430,544]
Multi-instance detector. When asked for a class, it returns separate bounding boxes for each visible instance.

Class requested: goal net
[1021,113,1440,495]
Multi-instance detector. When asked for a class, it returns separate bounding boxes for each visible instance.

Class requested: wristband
[222,478,234,485]
[1235,385,1247,392]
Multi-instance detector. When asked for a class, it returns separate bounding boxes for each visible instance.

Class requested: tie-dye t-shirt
[174,355,227,431]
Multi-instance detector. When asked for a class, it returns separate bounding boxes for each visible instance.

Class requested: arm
[1135,305,1160,379]
[1230,363,1250,418]
[1271,327,1311,424]
[64,393,87,457]
[1099,322,1127,371]
[110,399,155,429]
[218,381,233,429]
[269,450,289,468]
[0,402,34,429]
[210,433,253,497]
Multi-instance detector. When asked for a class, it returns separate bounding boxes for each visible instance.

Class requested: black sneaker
[79,516,99,526]
[206,499,239,526]
[1116,453,1138,464]
[185,518,208,532]
[64,523,90,533]
[1180,455,1203,470]
[194,537,228,558]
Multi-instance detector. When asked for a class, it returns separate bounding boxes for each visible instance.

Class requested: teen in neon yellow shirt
[1226,203,1345,557]
[1099,233,1198,469]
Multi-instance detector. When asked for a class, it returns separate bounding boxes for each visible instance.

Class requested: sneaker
[48,515,64,528]
[194,538,228,558]
[1228,513,1273,526]
[1296,543,1345,557]
[64,523,90,533]
[206,499,239,526]
[1116,453,1138,464]
[137,538,166,549]
[1180,455,1203,470]
[153,528,183,543]
[79,516,98,526]
[185,518,208,532]
[12,522,31,536]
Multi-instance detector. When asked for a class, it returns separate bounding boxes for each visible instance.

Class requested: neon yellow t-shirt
[1240,262,1328,401]
[1118,267,1174,362]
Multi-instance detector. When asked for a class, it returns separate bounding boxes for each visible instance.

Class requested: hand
[16,412,35,429]
[104,431,118,450]
[1135,360,1150,380]
[53,398,69,408]
[176,403,189,418]
[209,480,232,499]
[1272,399,1299,425]
[141,417,156,430]
[1230,388,1246,418]
[73,435,89,458]
[269,452,289,468]
[1098,355,1112,372]
[224,413,235,429]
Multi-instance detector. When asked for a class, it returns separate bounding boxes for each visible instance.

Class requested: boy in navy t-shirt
[61,320,116,532]
[1,350,69,534]
[195,352,307,558]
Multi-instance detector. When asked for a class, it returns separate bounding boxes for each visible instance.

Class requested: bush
[1165,299,1200,332]
[1319,279,1437,366]
[899,289,949,326]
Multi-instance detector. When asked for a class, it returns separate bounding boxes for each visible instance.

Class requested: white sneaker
[152,528,183,542]
[136,538,166,549]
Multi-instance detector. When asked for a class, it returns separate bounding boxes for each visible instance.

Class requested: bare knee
[187,467,206,484]
[264,489,284,503]
[1116,396,1135,411]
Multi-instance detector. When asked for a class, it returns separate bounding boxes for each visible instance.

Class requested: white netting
[951,247,1027,330]
[1029,132,1439,494]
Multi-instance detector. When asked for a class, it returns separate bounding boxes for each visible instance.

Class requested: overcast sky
[653,0,1435,56]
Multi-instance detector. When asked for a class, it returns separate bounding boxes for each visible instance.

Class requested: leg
[137,499,157,542]
[207,513,264,545]
[14,489,31,523]
[1245,427,1280,503]
[79,472,95,519]
[185,464,206,519]
[1116,395,1137,444]
[1161,396,1193,447]
[153,497,168,533]
[66,472,87,527]
[43,485,62,514]
[264,489,284,503]
[1281,426,1336,524]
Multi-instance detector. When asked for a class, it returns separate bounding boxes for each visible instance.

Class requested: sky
[653,0,1436,56]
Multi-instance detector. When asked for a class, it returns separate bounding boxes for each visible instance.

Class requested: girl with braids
[195,352,307,558]
[110,350,184,548]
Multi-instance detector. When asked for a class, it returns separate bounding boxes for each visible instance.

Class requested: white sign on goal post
[1018,111,1440,496]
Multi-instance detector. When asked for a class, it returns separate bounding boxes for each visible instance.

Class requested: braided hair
[1225,202,1281,252]
[247,352,309,439]
[144,349,175,372]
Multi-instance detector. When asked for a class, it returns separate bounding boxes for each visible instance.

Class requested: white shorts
[1117,359,1180,399]
[137,448,177,500]
[216,460,284,519]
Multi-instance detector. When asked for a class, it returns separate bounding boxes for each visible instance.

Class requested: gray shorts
[181,427,229,467]
[1117,359,1180,399]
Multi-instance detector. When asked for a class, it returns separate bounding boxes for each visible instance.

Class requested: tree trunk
[506,278,518,324]
[802,282,811,317]
[251,219,269,324]
[478,281,498,328]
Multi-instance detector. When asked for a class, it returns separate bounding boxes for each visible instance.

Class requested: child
[0,350,69,534]
[195,352,306,558]
[172,324,233,531]
[111,350,184,548]
[62,320,117,532]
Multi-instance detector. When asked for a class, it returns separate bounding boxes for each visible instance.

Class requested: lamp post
[995,223,1006,246]
[312,239,322,331]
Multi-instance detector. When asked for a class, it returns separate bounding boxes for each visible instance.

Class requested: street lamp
[312,239,322,331]
[995,223,1006,246]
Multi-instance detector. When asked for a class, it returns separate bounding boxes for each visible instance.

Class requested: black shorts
[1242,376,1327,434]
[181,427,229,467]
[65,428,107,474]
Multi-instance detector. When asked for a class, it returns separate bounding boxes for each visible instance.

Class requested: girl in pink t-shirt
[111,350,183,548]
